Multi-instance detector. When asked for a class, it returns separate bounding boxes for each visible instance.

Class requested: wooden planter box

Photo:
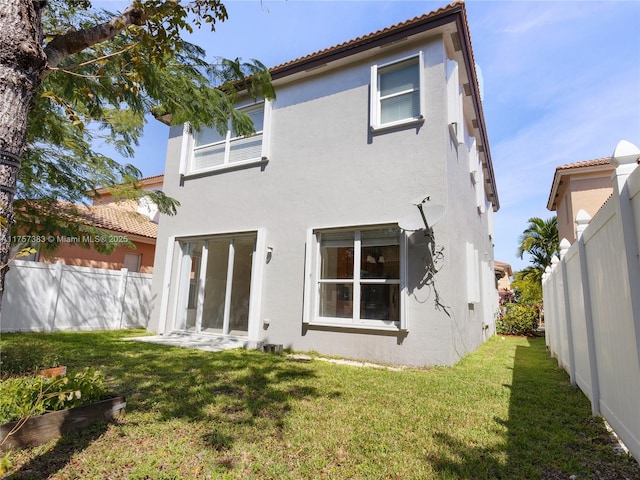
[0,396,126,451]
[38,366,67,378]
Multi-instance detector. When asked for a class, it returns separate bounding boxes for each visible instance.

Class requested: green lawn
[0,331,638,479]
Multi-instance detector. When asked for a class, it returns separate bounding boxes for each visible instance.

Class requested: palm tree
[516,216,559,283]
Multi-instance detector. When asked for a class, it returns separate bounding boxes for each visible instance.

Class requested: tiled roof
[270,1,465,77]
[139,174,164,182]
[555,157,611,171]
[17,199,158,240]
[75,202,157,239]
[92,174,164,201]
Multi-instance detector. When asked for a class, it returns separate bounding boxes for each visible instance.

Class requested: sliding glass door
[175,233,256,336]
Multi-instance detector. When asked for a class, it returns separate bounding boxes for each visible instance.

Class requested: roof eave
[453,6,499,211]
[270,4,464,80]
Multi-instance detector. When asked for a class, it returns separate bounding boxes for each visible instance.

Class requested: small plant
[496,304,539,336]
[0,368,109,425]
[0,451,10,476]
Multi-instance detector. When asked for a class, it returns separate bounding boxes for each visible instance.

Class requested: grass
[0,330,638,479]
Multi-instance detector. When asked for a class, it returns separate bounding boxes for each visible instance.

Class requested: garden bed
[0,395,125,451]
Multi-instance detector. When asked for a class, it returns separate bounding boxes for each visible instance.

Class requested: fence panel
[1,261,152,332]
[563,246,591,399]
[583,204,640,448]
[122,273,155,328]
[543,142,640,462]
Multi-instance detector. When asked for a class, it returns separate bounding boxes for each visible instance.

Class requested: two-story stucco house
[147,1,500,366]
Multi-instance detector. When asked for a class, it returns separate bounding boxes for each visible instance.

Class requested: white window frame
[181,100,271,176]
[370,52,425,132]
[303,224,407,331]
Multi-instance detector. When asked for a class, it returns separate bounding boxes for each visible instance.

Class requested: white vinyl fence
[542,140,640,462]
[0,260,154,332]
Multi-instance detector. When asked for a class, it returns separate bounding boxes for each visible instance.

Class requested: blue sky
[95,0,640,272]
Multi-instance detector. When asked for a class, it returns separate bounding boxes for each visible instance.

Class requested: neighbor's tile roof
[76,202,157,239]
[555,157,611,171]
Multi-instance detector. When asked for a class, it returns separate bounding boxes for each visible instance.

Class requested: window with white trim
[306,226,405,329]
[370,54,424,131]
[188,103,268,173]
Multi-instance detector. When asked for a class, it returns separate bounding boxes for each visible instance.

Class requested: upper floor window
[185,102,269,174]
[370,54,424,132]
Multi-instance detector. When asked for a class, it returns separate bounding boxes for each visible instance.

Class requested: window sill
[182,156,268,179]
[370,116,424,134]
[307,320,406,333]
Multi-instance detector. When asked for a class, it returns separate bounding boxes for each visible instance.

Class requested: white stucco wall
[148,34,497,366]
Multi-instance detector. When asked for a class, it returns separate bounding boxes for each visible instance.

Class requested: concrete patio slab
[126,332,251,353]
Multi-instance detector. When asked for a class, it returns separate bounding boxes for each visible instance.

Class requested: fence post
[575,209,600,415]
[116,268,128,329]
[610,140,640,374]
[551,256,565,366]
[559,239,576,386]
[46,261,64,332]
[543,265,553,353]
[542,267,553,348]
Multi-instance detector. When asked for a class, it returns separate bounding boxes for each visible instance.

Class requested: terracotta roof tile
[556,157,611,171]
[270,1,466,76]
[75,203,157,239]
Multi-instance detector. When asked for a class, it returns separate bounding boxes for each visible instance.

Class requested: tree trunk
[0,1,47,311]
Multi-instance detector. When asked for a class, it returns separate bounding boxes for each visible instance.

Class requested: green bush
[496,304,539,336]
[0,368,109,424]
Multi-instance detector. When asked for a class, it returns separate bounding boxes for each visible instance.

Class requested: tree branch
[49,43,137,72]
[43,3,146,73]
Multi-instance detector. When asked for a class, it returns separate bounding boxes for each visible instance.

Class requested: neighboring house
[494,260,513,305]
[148,2,500,366]
[547,158,614,244]
[22,175,163,273]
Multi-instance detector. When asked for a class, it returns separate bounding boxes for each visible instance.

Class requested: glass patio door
[176,234,256,336]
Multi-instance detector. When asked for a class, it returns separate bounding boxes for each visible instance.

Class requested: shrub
[0,368,109,424]
[496,304,539,336]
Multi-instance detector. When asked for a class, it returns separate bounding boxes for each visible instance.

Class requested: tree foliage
[0,0,275,308]
[511,270,543,305]
[2,0,275,254]
[516,216,559,284]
